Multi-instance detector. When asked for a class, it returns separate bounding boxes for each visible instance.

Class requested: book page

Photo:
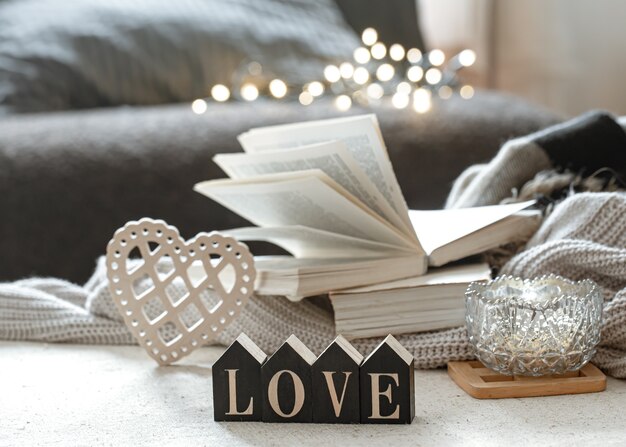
[194,170,418,249]
[252,255,383,271]
[237,114,411,229]
[428,210,541,267]
[409,200,536,255]
[332,263,491,294]
[214,141,414,238]
[225,225,415,259]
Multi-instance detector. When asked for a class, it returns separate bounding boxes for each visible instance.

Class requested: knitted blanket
[2,112,626,378]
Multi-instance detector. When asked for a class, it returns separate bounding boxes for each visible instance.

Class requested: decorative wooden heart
[105,218,256,365]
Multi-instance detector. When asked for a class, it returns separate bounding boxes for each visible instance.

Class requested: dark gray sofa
[0,92,560,283]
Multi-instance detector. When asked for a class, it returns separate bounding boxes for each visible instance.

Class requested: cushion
[335,0,425,50]
[0,0,359,113]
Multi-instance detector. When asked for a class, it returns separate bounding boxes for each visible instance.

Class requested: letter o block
[262,335,316,422]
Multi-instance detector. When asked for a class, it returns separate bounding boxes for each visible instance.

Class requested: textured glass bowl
[465,275,603,376]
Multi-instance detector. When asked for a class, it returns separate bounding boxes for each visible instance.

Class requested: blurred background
[0,0,622,282]
[420,0,626,116]
[2,0,624,115]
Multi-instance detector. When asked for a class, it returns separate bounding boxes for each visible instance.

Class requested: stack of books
[194,115,540,338]
[330,263,492,339]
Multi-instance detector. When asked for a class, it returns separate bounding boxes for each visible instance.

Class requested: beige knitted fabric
[3,192,626,378]
[0,256,473,368]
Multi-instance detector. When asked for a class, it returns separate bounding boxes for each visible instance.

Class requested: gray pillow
[0,0,359,113]
[335,0,424,50]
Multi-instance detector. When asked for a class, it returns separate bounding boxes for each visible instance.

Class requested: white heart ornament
[106,218,256,365]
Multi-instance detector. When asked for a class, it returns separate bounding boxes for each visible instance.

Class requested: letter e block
[312,335,363,423]
[360,335,414,424]
[262,335,316,422]
[213,333,267,421]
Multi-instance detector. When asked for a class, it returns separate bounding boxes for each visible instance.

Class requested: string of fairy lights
[191,27,476,115]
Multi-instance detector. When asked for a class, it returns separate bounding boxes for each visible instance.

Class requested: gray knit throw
[2,112,626,378]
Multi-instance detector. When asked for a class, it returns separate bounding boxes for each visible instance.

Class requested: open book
[194,115,540,299]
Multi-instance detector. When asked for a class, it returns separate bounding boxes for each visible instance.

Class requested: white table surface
[2,341,625,446]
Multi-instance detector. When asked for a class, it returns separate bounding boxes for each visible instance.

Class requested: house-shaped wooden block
[312,335,363,423]
[262,334,317,422]
[212,333,267,421]
[359,334,414,424]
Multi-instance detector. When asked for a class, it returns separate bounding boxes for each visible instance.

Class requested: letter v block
[212,333,267,421]
[312,335,363,423]
[360,334,415,424]
[262,335,316,422]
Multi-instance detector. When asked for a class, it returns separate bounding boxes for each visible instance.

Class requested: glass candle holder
[465,275,603,376]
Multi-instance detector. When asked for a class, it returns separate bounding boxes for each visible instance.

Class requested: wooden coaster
[448,361,606,399]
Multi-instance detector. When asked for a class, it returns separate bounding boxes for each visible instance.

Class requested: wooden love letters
[213,333,415,424]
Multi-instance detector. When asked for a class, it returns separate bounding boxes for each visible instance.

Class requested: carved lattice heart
[106,218,256,365]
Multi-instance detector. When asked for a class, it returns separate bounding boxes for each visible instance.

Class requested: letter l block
[213,333,267,421]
